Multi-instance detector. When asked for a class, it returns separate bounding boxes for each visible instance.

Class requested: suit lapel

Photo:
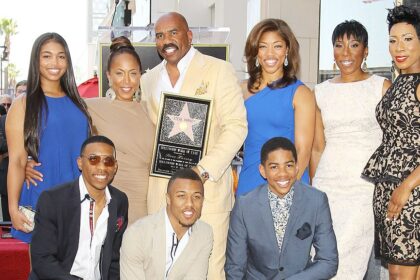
[281,182,304,255]
[147,64,164,121]
[152,210,166,280]
[180,51,208,96]
[258,185,280,259]
[67,180,82,263]
[103,190,117,254]
[168,222,200,278]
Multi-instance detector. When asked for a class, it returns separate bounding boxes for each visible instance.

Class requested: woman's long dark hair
[24,32,92,161]
[245,18,299,93]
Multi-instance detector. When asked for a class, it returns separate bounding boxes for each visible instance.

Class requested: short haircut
[332,20,368,47]
[0,95,12,103]
[167,168,203,192]
[80,135,115,156]
[260,137,297,164]
[387,5,420,36]
[15,80,27,89]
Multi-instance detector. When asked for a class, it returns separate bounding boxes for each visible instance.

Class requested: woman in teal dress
[236,19,315,196]
[6,33,91,243]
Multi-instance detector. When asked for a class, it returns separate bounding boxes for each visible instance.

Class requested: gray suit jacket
[225,181,338,280]
[120,208,214,280]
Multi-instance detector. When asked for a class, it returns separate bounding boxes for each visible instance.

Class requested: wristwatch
[197,165,209,181]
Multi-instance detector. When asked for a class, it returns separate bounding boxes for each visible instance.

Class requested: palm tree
[0,18,17,93]
[0,18,18,59]
[7,63,19,90]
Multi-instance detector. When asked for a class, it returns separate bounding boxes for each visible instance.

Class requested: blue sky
[0,0,88,83]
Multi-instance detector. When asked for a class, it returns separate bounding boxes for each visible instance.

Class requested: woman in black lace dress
[362,5,420,279]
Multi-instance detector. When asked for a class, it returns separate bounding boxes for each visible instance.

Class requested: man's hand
[25,158,43,188]
[192,166,208,184]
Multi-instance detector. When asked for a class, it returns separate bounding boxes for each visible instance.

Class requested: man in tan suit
[141,12,247,280]
[120,168,213,280]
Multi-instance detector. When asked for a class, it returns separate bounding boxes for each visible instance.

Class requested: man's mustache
[162,43,179,52]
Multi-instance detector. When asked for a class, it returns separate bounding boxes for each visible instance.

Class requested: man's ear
[187,30,193,45]
[166,193,170,205]
[259,164,266,179]
[77,157,82,171]
[113,160,118,175]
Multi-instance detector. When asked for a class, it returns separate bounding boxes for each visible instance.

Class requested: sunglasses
[82,154,116,167]
[1,103,11,108]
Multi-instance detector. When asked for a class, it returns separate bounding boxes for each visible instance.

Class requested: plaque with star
[151,93,213,178]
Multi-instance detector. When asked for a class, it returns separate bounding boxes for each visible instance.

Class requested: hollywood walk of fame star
[167,103,201,142]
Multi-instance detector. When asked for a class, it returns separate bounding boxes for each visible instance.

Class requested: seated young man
[225,137,338,280]
[30,135,128,280]
[120,168,213,280]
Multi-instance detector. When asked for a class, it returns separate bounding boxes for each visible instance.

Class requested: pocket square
[296,222,312,240]
[115,216,124,232]
[195,81,209,95]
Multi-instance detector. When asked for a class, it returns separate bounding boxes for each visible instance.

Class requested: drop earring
[333,61,337,71]
[284,54,289,67]
[362,58,368,72]
[255,59,260,68]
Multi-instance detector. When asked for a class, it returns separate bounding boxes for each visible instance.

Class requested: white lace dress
[313,75,385,280]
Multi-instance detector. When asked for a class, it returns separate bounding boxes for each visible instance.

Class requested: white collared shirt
[70,176,111,280]
[164,209,192,279]
[154,46,197,103]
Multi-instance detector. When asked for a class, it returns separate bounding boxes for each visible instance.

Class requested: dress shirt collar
[268,184,295,251]
[79,175,111,205]
[162,46,196,75]
[164,208,192,279]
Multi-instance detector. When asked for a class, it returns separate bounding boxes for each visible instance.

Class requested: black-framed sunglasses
[82,154,116,167]
[1,103,11,108]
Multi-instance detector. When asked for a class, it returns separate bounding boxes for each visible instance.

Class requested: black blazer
[29,179,129,280]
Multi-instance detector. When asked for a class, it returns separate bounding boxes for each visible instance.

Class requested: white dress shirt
[154,46,196,103]
[164,209,192,279]
[70,176,111,280]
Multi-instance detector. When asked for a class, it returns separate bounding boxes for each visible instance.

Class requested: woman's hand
[387,184,413,220]
[9,208,32,233]
[25,158,43,188]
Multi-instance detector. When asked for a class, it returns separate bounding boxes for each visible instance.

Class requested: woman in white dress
[311,20,391,279]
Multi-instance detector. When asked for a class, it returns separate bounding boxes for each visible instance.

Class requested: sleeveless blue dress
[12,95,89,243]
[236,80,309,196]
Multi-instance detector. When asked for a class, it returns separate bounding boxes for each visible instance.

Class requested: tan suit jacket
[120,209,214,280]
[141,51,248,215]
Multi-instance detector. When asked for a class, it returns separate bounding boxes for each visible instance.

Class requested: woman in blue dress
[236,19,315,196]
[6,33,91,243]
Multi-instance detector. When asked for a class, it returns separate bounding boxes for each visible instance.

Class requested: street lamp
[0,45,8,95]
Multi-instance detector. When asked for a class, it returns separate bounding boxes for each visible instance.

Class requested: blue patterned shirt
[268,186,294,251]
